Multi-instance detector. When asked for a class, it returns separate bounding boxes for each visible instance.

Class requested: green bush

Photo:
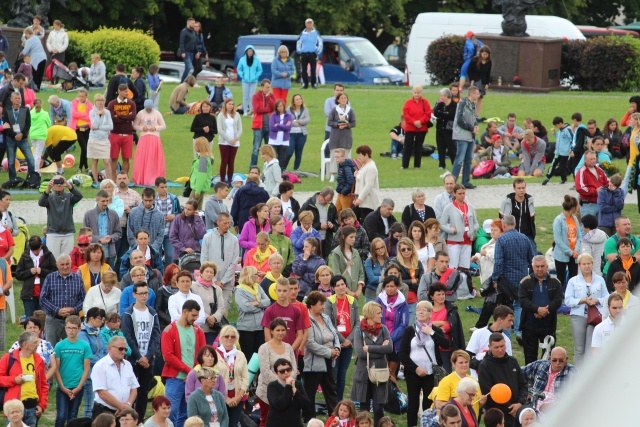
[561,36,639,91]
[425,35,464,85]
[67,27,160,74]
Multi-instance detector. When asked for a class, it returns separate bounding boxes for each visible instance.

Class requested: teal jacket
[99,326,132,357]
[187,388,229,427]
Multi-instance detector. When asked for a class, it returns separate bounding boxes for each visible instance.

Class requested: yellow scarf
[264,271,280,283]
[617,290,631,309]
[253,246,276,265]
[238,283,259,300]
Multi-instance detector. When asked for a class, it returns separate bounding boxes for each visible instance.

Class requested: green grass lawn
[10,201,640,425]
[23,83,630,200]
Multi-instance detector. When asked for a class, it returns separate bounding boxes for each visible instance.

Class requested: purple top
[185,366,227,402]
[268,111,293,142]
[383,295,398,335]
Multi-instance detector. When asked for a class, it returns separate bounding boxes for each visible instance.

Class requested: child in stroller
[47,58,89,92]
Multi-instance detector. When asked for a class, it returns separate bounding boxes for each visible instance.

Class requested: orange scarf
[621,256,634,279]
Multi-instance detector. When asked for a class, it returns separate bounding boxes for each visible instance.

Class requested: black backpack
[383,381,407,414]
[23,171,41,189]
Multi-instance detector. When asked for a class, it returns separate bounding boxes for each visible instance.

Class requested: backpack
[22,171,41,189]
[383,381,407,414]
[421,144,436,156]
[472,159,495,178]
[119,75,134,99]
[179,252,201,273]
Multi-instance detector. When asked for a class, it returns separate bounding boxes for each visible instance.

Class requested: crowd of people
[0,15,639,427]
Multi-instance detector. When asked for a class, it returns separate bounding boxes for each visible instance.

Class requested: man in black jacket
[104,64,139,105]
[3,91,34,184]
[518,255,563,364]
[0,73,26,111]
[178,18,197,83]
[299,187,339,257]
[362,198,397,242]
[478,332,528,427]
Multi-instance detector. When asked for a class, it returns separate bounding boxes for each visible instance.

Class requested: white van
[406,12,586,86]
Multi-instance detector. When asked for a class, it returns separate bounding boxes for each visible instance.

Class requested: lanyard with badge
[12,109,20,133]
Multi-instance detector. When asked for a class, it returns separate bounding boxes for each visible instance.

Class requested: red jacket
[251,91,276,130]
[70,246,86,273]
[575,165,609,203]
[0,349,49,410]
[161,321,206,378]
[402,97,432,133]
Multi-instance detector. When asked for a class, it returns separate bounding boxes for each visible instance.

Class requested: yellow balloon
[175,176,190,184]
[269,282,278,301]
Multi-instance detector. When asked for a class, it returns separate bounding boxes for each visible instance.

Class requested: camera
[53,178,65,185]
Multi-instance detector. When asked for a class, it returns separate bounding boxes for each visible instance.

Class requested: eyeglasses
[114,347,127,352]
[375,246,386,251]
[465,390,476,398]
[400,247,412,252]
[223,335,237,340]
[277,367,293,374]
[550,358,566,363]
[65,326,79,330]
[135,292,149,296]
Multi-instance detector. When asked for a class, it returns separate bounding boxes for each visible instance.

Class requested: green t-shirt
[602,234,640,275]
[177,323,196,380]
[54,338,92,388]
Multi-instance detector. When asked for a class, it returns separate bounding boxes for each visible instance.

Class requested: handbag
[364,332,390,385]
[587,304,602,326]
[416,325,447,386]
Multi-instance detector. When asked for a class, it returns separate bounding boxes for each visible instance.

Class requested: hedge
[561,36,640,92]
[425,35,464,85]
[67,27,161,74]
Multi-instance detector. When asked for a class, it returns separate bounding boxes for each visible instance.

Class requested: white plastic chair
[320,139,331,181]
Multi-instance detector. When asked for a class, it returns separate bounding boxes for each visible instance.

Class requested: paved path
[11,181,634,225]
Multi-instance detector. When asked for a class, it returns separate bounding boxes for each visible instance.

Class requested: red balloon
[490,383,512,404]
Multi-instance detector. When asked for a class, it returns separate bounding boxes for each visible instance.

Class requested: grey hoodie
[201,228,239,289]
[452,97,478,142]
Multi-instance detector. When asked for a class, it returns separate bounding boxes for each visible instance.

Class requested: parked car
[235,34,404,85]
[157,61,223,83]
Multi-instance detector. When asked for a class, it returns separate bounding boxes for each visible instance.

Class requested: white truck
[406,12,586,86]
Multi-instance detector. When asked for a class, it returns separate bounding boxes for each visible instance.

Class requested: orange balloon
[490,383,512,404]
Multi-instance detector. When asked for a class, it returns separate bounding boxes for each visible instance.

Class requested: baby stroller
[46,58,89,92]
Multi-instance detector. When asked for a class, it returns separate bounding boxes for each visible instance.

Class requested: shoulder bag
[416,325,447,386]
[364,331,390,385]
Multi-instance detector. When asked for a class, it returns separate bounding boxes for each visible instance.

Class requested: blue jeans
[390,138,403,155]
[181,52,194,82]
[171,105,189,115]
[580,202,598,218]
[22,298,39,317]
[242,82,257,113]
[6,136,35,181]
[21,407,37,427]
[408,302,416,326]
[284,133,307,170]
[512,298,522,336]
[166,377,187,427]
[55,385,85,427]
[333,345,353,401]
[227,405,243,427]
[162,235,174,267]
[82,377,94,418]
[251,129,269,167]
[451,140,474,185]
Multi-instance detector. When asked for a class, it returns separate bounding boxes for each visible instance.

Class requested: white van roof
[407,12,585,86]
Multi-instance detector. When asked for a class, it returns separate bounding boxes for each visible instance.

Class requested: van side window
[323,43,350,69]
[252,45,277,63]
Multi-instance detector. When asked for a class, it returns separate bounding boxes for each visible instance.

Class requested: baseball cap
[483,219,493,234]
[466,31,474,38]
[78,235,91,245]
[491,134,502,142]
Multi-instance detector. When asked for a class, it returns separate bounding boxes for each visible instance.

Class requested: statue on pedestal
[8,0,64,28]
[493,0,547,37]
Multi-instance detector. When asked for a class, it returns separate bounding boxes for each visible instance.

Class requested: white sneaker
[439,170,451,178]
[391,153,397,159]
[329,175,335,182]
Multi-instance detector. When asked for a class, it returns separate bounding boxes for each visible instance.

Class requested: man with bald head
[521,346,576,412]
[39,254,85,345]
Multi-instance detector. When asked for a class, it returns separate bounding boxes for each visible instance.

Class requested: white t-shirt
[466,326,513,361]
[591,317,619,349]
[417,243,435,270]
[133,307,151,357]
[281,199,294,222]
[382,216,389,234]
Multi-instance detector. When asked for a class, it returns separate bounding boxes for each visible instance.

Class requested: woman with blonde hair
[267,197,292,237]
[244,232,278,276]
[311,265,333,296]
[89,93,114,184]
[217,98,242,183]
[392,237,424,324]
[234,266,270,360]
[290,211,321,256]
[271,45,295,103]
[190,137,214,209]
[216,325,249,427]
[260,145,282,197]
[83,270,121,314]
[365,237,390,302]
[89,53,106,87]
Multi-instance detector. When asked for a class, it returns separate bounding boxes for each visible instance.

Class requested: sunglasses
[277,367,292,374]
[78,243,90,248]
[550,358,566,363]
[115,347,126,352]
[400,247,412,252]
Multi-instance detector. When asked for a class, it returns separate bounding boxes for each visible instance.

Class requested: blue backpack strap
[0,258,7,284]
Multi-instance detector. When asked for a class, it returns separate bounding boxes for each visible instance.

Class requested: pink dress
[132,109,166,186]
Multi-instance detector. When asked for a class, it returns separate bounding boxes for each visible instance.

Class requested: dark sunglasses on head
[277,367,292,374]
